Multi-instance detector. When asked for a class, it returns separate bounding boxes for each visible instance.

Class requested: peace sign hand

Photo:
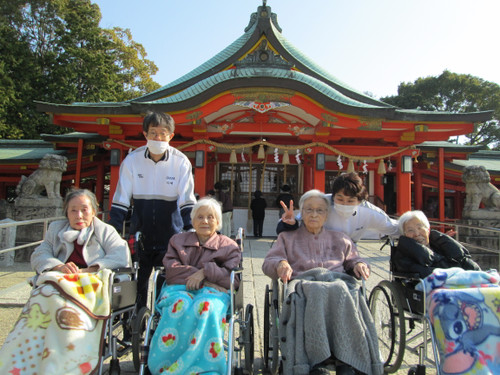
[280,200,296,225]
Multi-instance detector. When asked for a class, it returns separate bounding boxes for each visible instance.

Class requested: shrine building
[30,2,494,229]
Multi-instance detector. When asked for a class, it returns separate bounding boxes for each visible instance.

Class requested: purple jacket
[163,231,241,289]
[262,225,368,280]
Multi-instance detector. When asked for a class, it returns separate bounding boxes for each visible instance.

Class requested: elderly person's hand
[52,262,80,273]
[204,281,227,293]
[277,260,293,282]
[280,200,296,226]
[186,269,205,290]
[353,262,370,280]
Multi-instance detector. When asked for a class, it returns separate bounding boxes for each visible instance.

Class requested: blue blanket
[148,284,230,374]
[418,268,500,374]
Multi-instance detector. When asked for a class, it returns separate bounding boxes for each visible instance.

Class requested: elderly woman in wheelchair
[262,189,383,375]
[0,188,132,374]
[146,197,242,374]
[394,210,480,278]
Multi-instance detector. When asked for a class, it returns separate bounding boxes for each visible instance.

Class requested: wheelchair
[137,227,255,375]
[368,238,435,375]
[263,271,368,374]
[98,232,149,374]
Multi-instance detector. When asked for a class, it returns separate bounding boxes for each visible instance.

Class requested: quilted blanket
[0,269,112,375]
[418,268,500,374]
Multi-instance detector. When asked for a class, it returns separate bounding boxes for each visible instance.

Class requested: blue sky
[93,0,500,98]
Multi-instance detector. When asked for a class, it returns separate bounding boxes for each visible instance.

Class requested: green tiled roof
[135,67,384,109]
[0,140,64,163]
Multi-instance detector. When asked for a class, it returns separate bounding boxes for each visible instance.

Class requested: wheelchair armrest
[392,270,422,281]
[111,267,136,274]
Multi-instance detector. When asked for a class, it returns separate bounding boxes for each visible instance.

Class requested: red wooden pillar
[413,168,423,210]
[74,138,84,188]
[438,147,445,222]
[95,154,104,207]
[193,145,208,196]
[397,155,412,215]
[303,155,314,192]
[374,173,384,204]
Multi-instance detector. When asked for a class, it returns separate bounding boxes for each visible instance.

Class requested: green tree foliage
[381,70,500,150]
[0,0,161,139]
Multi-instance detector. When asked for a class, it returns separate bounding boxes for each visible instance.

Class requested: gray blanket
[279,268,384,375]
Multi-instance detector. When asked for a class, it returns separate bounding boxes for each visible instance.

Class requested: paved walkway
[0,238,435,374]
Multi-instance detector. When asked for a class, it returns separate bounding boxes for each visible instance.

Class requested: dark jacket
[393,230,480,278]
[251,197,267,219]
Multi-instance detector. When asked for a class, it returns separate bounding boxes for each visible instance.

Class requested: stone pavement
[0,238,433,374]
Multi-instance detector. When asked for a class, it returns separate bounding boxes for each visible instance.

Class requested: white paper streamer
[337,155,343,169]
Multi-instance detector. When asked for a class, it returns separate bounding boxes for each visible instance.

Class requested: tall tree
[381,70,500,150]
[0,0,161,139]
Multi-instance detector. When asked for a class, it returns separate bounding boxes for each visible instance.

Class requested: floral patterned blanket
[148,284,230,374]
[0,269,111,375]
[418,268,500,374]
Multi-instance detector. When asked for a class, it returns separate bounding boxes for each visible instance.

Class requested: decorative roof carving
[234,40,293,70]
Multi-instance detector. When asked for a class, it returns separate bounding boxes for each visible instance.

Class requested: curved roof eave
[36,67,494,123]
[128,68,396,117]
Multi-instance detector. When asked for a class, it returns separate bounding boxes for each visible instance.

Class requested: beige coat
[31,217,131,274]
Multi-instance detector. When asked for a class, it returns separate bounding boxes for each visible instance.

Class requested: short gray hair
[190,197,223,231]
[63,188,99,217]
[398,210,430,235]
[299,189,330,213]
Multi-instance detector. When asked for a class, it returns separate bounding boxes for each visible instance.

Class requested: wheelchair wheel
[264,282,281,374]
[132,306,151,372]
[243,304,255,374]
[263,284,271,369]
[369,280,406,373]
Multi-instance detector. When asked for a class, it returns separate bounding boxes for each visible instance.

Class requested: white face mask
[147,139,169,155]
[334,203,358,218]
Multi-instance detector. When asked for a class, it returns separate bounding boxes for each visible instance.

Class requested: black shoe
[336,364,355,375]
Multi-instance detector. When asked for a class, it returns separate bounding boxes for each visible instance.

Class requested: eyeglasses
[303,208,327,215]
[195,215,217,222]
[147,130,171,140]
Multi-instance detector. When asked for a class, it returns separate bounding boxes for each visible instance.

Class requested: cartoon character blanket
[147,284,230,375]
[417,268,500,374]
[0,269,112,375]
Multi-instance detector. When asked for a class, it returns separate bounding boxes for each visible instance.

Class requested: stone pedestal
[0,218,16,267]
[460,217,500,271]
[13,197,63,262]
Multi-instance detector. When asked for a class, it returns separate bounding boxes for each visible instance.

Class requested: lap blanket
[148,284,230,375]
[418,268,500,374]
[280,268,383,375]
[0,269,111,375]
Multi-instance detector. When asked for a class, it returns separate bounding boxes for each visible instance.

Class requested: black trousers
[253,218,264,237]
[136,249,165,309]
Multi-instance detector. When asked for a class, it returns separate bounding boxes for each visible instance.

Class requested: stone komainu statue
[16,154,68,199]
[462,165,500,213]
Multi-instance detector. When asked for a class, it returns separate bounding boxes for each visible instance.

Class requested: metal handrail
[428,219,500,256]
[0,216,65,255]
